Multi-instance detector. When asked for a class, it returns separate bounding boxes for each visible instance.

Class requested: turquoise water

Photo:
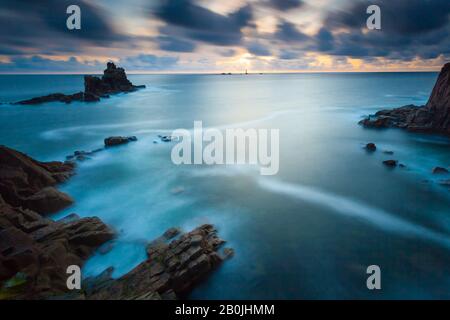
[1,73,450,299]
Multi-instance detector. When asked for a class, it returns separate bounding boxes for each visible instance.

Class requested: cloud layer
[0,0,449,72]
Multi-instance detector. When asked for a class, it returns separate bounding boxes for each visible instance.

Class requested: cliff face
[425,62,450,134]
[360,62,450,135]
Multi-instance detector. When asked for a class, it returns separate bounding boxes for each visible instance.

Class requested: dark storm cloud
[153,0,254,46]
[327,0,450,35]
[278,50,299,60]
[247,42,271,56]
[275,21,310,43]
[121,54,179,70]
[0,0,125,56]
[265,0,304,11]
[0,54,179,73]
[218,49,237,57]
[156,36,196,52]
[318,0,450,60]
[0,56,103,73]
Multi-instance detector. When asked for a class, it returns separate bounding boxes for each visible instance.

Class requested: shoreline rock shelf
[0,145,231,300]
[360,62,450,136]
[14,62,145,105]
[0,146,114,299]
[83,224,232,300]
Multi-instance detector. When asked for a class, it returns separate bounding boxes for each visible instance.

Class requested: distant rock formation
[0,146,114,299]
[360,62,450,135]
[14,62,145,105]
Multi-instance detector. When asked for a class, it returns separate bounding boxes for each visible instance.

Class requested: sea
[1,72,449,299]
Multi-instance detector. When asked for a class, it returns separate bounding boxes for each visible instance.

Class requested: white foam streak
[258,178,450,248]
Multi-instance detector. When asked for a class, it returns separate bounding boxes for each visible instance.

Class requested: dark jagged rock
[14,62,145,105]
[0,146,114,299]
[0,145,75,215]
[84,224,231,300]
[15,92,85,105]
[360,62,450,136]
[433,167,449,174]
[104,136,137,147]
[383,160,398,167]
[365,143,377,152]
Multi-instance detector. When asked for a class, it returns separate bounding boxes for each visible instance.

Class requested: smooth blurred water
[1,72,450,299]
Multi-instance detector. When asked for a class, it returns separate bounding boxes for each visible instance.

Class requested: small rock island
[15,62,145,105]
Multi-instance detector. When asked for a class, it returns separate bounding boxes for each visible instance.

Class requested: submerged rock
[360,62,450,136]
[14,62,145,105]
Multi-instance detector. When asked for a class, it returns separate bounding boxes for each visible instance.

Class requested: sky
[0,0,449,73]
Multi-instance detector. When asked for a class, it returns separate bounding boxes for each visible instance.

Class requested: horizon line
[0,69,441,76]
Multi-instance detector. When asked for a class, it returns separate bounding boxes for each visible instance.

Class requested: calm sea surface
[1,73,449,299]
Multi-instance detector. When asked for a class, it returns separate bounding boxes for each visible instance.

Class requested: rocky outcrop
[360,62,450,135]
[0,145,231,300]
[104,136,137,147]
[383,160,398,167]
[365,143,377,152]
[0,146,75,215]
[433,167,449,174]
[14,63,145,105]
[83,224,231,300]
[0,146,114,299]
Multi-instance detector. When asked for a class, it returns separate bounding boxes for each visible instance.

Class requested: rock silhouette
[15,62,145,105]
[360,62,450,136]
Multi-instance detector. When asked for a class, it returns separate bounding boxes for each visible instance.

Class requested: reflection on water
[1,72,449,299]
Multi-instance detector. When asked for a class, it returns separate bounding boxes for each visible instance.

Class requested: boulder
[433,167,449,174]
[365,143,377,152]
[0,145,74,214]
[383,160,398,167]
[104,136,137,147]
[24,187,74,215]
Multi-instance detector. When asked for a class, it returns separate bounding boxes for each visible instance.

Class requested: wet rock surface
[383,160,398,167]
[0,146,75,215]
[360,62,450,136]
[83,224,231,300]
[433,167,449,174]
[104,136,137,147]
[1,145,230,300]
[365,143,377,152]
[14,63,145,105]
[0,146,114,299]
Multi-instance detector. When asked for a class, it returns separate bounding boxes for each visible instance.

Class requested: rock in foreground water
[104,136,137,147]
[83,224,231,300]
